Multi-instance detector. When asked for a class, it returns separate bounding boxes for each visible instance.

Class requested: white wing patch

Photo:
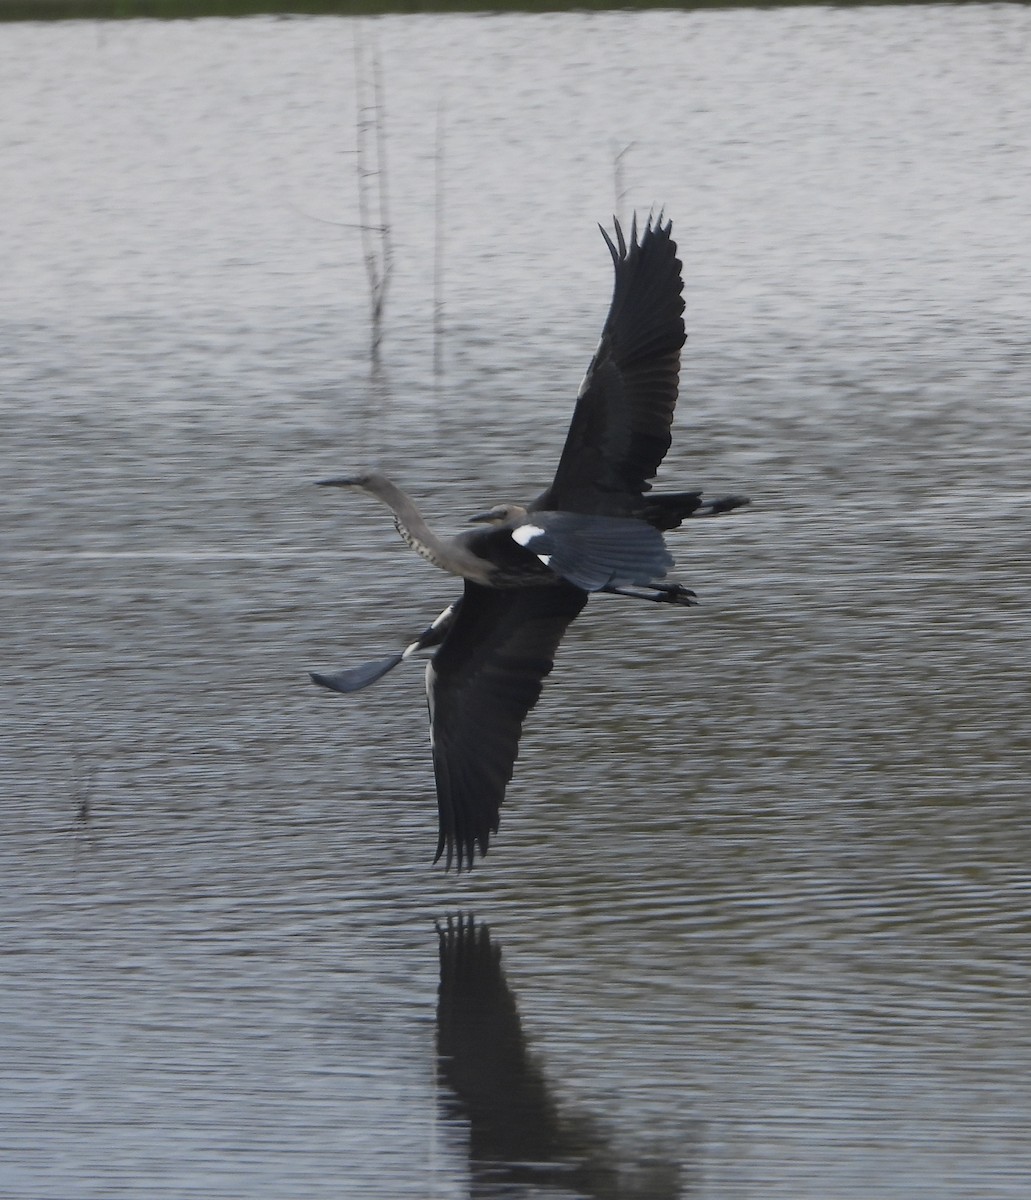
[512,524,546,547]
[512,523,552,567]
[425,660,437,743]
[430,603,456,630]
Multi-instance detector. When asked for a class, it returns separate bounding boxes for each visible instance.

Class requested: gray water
[2,7,1031,1198]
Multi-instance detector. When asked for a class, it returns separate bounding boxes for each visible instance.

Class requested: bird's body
[331,471,677,594]
[312,214,749,868]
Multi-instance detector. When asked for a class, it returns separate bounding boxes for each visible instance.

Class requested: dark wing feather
[310,654,403,693]
[537,213,686,515]
[428,581,588,870]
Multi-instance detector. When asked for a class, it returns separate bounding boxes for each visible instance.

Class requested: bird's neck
[393,515,449,571]
[360,476,490,583]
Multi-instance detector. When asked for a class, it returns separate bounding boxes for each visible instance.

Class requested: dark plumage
[312,214,749,868]
[537,215,686,515]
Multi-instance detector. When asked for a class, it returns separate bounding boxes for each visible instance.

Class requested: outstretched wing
[427,581,588,870]
[537,213,686,514]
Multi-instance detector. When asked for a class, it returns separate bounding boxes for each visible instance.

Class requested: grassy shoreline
[0,0,982,21]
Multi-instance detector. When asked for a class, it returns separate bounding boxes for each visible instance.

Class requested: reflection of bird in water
[313,215,748,869]
[435,914,684,1199]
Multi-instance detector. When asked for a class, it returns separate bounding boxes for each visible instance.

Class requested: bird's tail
[638,491,750,530]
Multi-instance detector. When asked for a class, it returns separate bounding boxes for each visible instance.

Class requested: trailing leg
[602,581,697,607]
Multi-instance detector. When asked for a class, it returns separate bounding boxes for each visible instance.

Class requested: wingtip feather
[599,220,619,266]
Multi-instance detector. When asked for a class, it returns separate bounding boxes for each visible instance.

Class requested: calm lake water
[3,6,1031,1198]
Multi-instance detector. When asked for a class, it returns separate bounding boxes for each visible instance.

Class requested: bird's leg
[653,580,698,602]
[695,494,751,517]
[602,582,698,607]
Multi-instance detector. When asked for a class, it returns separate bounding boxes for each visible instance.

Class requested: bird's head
[467,503,528,526]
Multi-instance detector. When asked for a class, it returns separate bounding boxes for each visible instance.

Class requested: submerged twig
[354,27,393,367]
[433,94,446,391]
[72,754,96,841]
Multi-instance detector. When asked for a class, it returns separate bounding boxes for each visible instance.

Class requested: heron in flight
[312,214,748,869]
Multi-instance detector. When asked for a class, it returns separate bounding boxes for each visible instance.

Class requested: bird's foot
[656,583,698,606]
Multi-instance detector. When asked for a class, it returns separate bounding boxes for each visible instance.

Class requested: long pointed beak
[316,477,360,488]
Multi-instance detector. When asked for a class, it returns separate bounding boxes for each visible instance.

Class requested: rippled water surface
[3,7,1031,1198]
